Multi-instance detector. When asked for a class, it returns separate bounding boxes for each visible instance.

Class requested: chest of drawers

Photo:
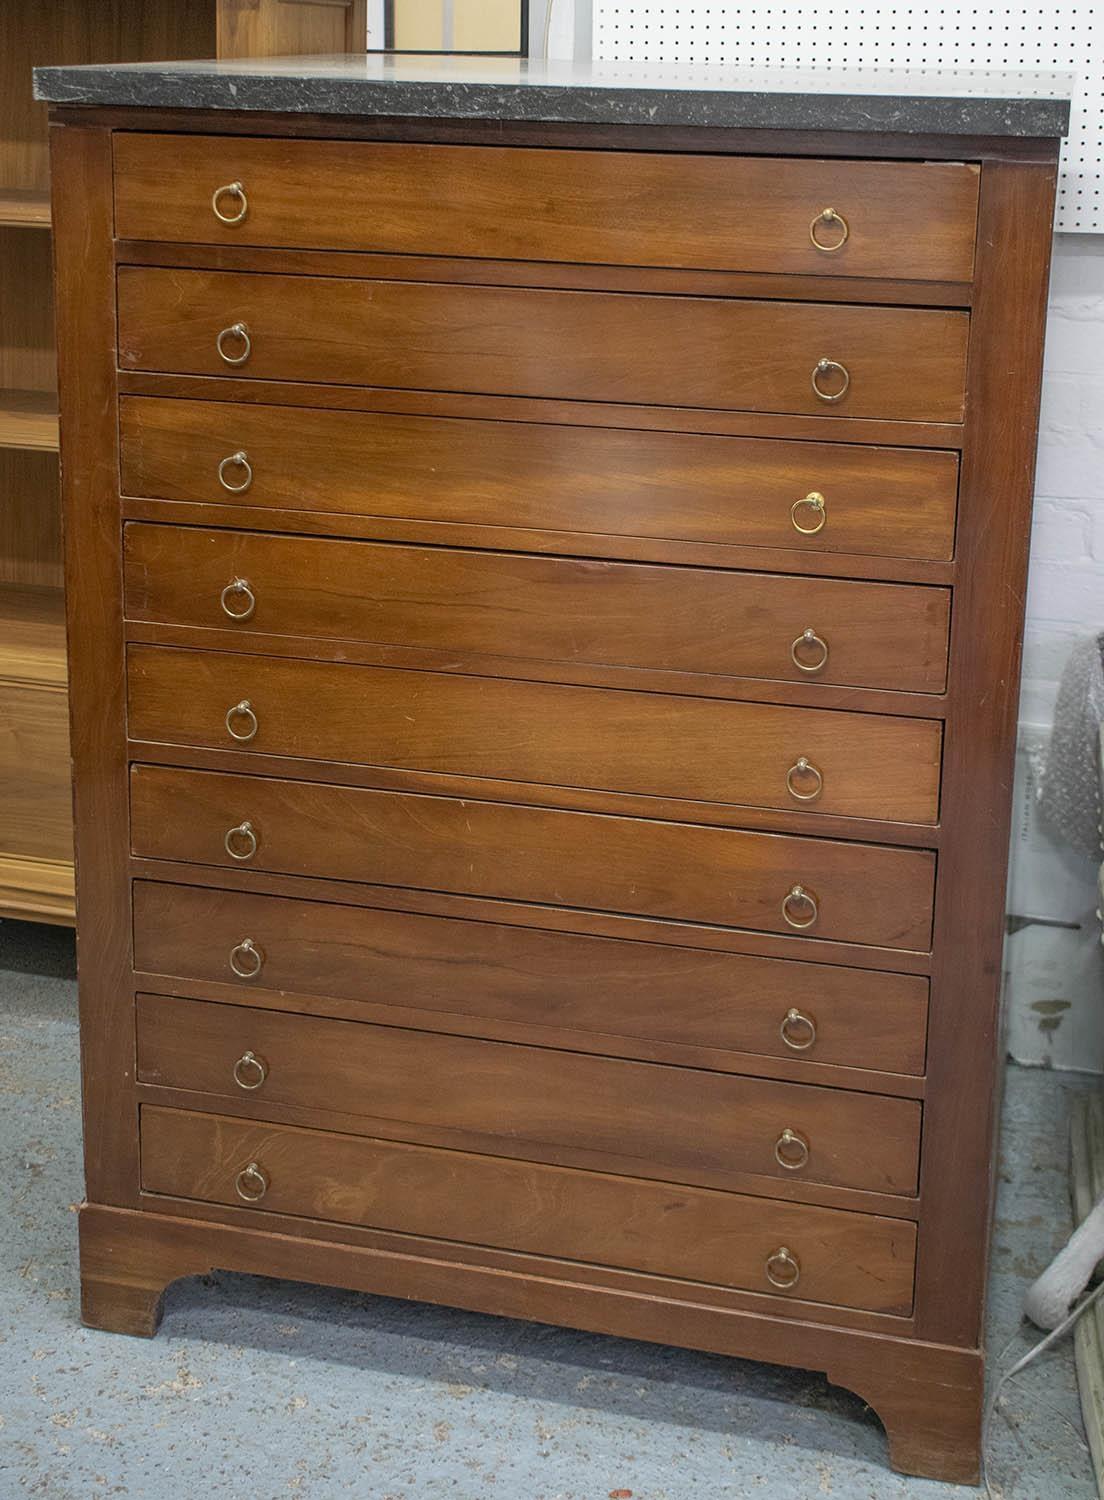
[41,57,1067,1485]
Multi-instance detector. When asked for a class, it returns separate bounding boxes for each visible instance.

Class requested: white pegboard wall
[594,2,1093,232]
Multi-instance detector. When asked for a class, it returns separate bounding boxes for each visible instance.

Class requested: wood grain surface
[139,1104,918,1313]
[131,880,931,1077]
[50,102,1063,1488]
[116,267,970,422]
[51,124,138,1202]
[114,133,978,281]
[118,395,961,561]
[123,524,952,693]
[126,645,943,823]
[0,682,73,863]
[79,1199,985,1480]
[135,995,922,1195]
[913,158,1061,1346]
[129,763,937,949]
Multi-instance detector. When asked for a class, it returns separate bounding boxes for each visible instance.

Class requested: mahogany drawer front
[136,996,922,1195]
[116,268,969,424]
[127,647,943,825]
[133,881,930,1076]
[139,1105,917,1314]
[119,397,960,563]
[130,765,936,950]
[114,132,978,284]
[123,525,952,695]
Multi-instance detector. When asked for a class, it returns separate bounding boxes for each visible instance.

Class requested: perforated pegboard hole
[595,4,1086,231]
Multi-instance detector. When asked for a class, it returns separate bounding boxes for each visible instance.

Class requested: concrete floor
[0,916,1097,1500]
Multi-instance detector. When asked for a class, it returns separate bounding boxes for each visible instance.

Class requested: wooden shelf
[0,188,51,229]
[0,0,363,932]
[0,853,74,925]
[0,584,73,926]
[0,583,67,687]
[0,389,60,453]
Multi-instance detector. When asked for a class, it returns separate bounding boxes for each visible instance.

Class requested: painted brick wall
[1007,234,1104,1072]
[1022,235,1104,727]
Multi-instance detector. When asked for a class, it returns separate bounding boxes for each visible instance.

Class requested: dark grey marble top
[33,55,1071,138]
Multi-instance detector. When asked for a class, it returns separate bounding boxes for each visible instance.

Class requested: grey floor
[0,917,1097,1500]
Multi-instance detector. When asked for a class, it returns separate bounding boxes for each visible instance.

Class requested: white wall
[1006,235,1104,1071]
[1022,235,1104,728]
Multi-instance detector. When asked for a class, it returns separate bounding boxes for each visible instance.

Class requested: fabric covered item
[1024,1189,1104,1328]
[1038,634,1104,859]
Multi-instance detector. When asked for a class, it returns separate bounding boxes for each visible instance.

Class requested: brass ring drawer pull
[790,628,829,674]
[229,939,264,980]
[780,1007,817,1052]
[211,180,248,225]
[774,1128,810,1171]
[809,207,849,252]
[782,884,818,930]
[765,1245,802,1290]
[216,321,252,366]
[232,1048,267,1089]
[224,819,258,861]
[218,450,253,493]
[786,756,824,802]
[790,491,826,535]
[235,1160,268,1203]
[811,357,850,404]
[220,577,256,621]
[225,699,259,743]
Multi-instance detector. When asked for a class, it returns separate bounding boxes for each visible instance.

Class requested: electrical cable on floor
[982,1279,1104,1498]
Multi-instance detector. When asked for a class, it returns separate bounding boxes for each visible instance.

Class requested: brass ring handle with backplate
[218,450,253,493]
[811,357,850,404]
[229,939,264,980]
[235,1160,268,1201]
[782,884,819,930]
[809,207,849,252]
[220,578,256,621]
[790,491,827,535]
[765,1246,802,1289]
[216,321,252,366]
[786,756,824,802]
[212,181,248,225]
[225,699,259,743]
[232,1048,267,1088]
[775,1128,811,1171]
[780,1008,817,1052]
[224,820,258,862]
[791,628,829,674]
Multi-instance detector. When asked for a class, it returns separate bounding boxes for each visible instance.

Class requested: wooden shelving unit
[0,583,70,925]
[0,0,366,926]
[0,584,66,685]
[0,188,51,228]
[0,390,60,452]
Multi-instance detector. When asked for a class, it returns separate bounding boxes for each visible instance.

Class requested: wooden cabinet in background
[0,0,366,926]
